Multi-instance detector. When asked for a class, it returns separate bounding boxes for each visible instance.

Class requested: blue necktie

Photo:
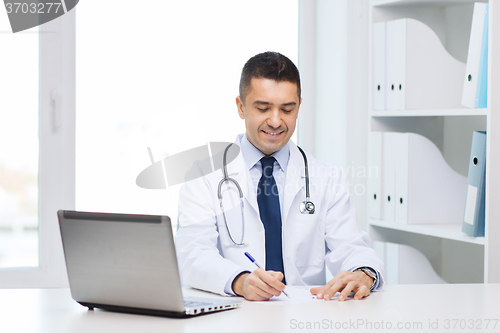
[257,156,285,283]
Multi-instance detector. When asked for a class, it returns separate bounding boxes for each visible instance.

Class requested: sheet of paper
[257,286,338,303]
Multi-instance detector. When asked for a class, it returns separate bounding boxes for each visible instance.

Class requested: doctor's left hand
[310,270,373,301]
[232,269,286,301]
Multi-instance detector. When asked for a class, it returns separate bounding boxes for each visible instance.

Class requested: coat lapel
[225,149,260,215]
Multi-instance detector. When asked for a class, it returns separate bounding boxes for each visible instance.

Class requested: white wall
[298,0,370,230]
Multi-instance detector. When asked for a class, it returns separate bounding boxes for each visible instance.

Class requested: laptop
[57,210,241,317]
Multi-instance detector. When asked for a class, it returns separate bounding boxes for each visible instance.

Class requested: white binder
[385,18,465,110]
[373,22,386,110]
[368,132,382,219]
[395,133,409,224]
[394,19,407,110]
[385,242,400,284]
[392,133,467,224]
[462,3,488,108]
[385,20,397,110]
[383,132,398,223]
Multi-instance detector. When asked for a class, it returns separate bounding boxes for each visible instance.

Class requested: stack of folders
[373,19,465,110]
[368,132,467,224]
[462,131,486,237]
[462,3,489,109]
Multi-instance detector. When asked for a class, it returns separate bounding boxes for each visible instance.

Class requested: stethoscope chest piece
[300,200,315,214]
[297,146,315,215]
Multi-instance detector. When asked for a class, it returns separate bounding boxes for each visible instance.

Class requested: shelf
[372,0,484,8]
[369,219,486,245]
[370,108,488,117]
[367,0,498,283]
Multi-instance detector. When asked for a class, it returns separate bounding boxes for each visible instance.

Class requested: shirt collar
[240,134,290,173]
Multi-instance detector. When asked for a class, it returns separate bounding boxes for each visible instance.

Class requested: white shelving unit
[367,0,499,284]
[371,108,488,117]
[369,219,486,245]
[372,0,483,6]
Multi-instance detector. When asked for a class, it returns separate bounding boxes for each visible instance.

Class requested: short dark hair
[239,52,301,103]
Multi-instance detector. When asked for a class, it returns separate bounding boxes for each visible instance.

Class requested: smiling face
[236,77,301,156]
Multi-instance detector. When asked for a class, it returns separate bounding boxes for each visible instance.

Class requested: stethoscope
[217,143,315,246]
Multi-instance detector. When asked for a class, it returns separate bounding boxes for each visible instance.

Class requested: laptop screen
[58,210,185,313]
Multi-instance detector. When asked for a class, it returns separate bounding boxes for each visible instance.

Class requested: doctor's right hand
[232,269,286,301]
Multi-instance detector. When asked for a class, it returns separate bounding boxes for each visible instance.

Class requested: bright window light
[76,0,298,228]
[0,11,39,268]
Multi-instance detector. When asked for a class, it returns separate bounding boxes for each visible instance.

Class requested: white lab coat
[175,134,384,295]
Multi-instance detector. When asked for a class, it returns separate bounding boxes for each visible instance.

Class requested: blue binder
[475,4,489,108]
[462,131,486,237]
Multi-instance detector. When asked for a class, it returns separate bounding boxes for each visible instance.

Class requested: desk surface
[2,284,500,333]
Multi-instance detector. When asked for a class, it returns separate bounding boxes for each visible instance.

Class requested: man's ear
[296,97,303,118]
[236,96,245,120]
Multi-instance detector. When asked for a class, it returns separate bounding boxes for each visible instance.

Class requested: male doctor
[175,52,384,302]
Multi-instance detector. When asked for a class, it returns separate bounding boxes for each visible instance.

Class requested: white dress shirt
[223,135,290,294]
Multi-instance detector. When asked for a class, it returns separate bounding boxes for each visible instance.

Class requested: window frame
[0,11,75,288]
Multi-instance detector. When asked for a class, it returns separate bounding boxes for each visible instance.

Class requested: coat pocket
[291,214,325,268]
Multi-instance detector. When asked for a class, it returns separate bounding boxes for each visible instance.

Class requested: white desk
[2,284,500,333]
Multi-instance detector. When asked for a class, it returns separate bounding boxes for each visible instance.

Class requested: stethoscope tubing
[217,143,313,246]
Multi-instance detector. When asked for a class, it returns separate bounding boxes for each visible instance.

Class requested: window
[0,13,39,268]
[0,9,75,288]
[76,0,298,228]
[0,0,298,287]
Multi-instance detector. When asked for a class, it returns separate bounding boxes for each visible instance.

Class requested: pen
[244,252,290,298]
